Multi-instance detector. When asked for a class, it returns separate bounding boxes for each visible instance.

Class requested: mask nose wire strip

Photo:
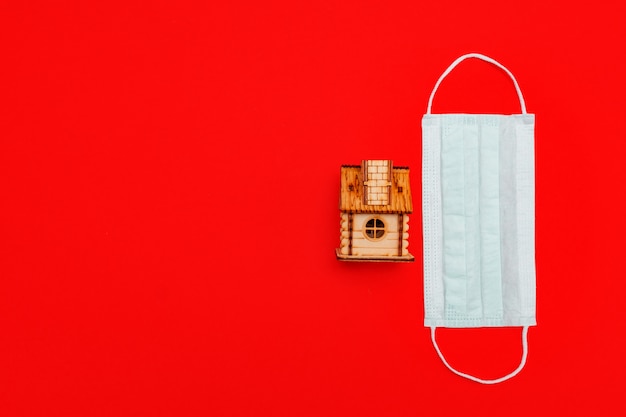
[426,53,527,115]
[430,325,530,384]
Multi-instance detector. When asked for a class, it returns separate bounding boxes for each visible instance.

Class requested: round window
[364,218,385,240]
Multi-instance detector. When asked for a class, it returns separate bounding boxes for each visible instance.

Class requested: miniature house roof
[339,161,413,214]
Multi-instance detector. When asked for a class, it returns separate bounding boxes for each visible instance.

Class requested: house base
[335,248,415,263]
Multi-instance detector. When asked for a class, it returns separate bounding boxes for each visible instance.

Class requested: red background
[2,1,625,416]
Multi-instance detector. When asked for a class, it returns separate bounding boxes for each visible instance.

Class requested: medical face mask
[422,53,536,383]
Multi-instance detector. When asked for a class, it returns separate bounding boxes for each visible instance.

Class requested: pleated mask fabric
[422,53,536,384]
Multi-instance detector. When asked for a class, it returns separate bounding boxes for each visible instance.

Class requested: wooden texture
[337,160,413,262]
[351,234,400,249]
[352,213,398,232]
[339,165,413,213]
[335,248,415,262]
[362,160,392,206]
[339,213,351,255]
[401,215,410,256]
[397,214,403,256]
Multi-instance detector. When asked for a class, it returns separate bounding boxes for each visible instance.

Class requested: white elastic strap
[426,53,527,115]
[430,325,530,384]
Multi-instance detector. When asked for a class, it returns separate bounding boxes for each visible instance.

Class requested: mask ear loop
[426,53,530,383]
[430,326,530,384]
[426,53,527,115]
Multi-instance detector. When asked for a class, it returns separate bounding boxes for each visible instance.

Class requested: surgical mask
[421,53,536,383]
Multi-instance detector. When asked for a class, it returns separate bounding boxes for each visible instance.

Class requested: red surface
[1,1,625,416]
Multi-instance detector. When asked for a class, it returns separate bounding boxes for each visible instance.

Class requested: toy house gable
[336,160,414,262]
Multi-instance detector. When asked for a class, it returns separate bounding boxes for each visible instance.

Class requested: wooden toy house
[336,160,414,262]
